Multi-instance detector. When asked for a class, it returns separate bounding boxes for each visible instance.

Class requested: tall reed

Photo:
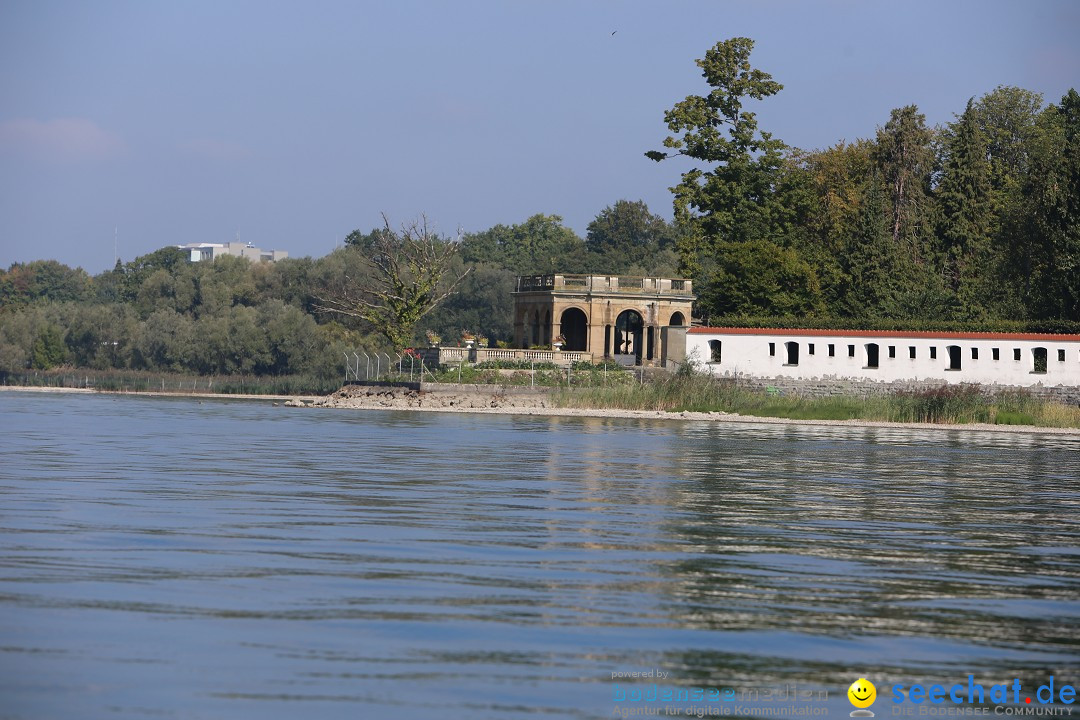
[555,371,1080,428]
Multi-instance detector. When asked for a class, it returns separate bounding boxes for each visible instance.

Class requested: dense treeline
[0,252,360,378]
[2,38,1078,379]
[0,203,678,376]
[648,39,1079,327]
[755,89,1080,324]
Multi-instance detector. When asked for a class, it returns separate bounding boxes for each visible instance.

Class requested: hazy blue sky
[1,0,1077,274]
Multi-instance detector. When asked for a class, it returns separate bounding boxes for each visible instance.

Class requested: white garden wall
[686,328,1080,388]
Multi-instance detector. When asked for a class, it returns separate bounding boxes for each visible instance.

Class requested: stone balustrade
[514,274,692,296]
[423,346,593,367]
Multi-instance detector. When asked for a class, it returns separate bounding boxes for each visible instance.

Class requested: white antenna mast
[114,226,118,266]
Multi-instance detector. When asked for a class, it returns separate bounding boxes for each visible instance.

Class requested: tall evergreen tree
[840,170,901,317]
[873,106,937,265]
[970,86,1046,319]
[1017,90,1080,320]
[938,99,993,314]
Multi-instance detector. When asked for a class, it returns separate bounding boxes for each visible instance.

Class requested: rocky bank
[300,383,553,411]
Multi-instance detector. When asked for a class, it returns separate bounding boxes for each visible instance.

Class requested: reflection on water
[0,392,1077,719]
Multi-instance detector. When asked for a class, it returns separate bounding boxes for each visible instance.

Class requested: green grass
[428,361,633,387]
[473,360,559,370]
[553,370,1080,429]
[993,410,1039,426]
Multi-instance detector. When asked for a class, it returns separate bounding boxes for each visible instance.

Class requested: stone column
[514,307,526,348]
[586,314,606,359]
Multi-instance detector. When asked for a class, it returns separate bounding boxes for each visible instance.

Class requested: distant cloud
[180,138,254,162]
[0,117,125,161]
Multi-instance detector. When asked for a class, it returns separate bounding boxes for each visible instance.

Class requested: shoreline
[5,384,1079,436]
[0,385,321,404]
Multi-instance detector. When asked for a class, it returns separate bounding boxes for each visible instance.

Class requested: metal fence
[343,351,436,383]
[342,350,646,389]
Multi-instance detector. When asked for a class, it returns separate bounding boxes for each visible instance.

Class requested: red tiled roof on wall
[688,327,1080,342]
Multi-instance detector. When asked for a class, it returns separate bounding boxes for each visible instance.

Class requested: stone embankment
[295,383,553,411]
[730,376,1080,406]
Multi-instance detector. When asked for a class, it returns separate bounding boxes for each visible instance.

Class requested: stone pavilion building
[512,274,694,365]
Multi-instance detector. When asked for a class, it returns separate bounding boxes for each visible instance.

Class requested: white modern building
[177,242,288,263]
[686,327,1080,388]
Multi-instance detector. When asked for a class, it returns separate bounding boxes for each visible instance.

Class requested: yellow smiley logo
[848,678,877,709]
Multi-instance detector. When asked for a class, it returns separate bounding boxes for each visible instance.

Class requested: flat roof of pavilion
[514,274,693,295]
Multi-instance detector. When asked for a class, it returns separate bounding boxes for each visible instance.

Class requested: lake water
[1,391,1078,720]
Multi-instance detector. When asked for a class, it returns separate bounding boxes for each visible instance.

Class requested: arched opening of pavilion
[615,309,644,364]
[559,308,588,351]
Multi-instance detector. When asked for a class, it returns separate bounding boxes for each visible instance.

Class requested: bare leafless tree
[315,214,470,349]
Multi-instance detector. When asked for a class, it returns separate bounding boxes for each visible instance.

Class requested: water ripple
[0,392,1077,719]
